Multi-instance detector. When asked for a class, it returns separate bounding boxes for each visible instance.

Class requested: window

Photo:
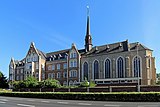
[63,63,67,69]
[42,73,45,79]
[69,61,73,67]
[48,73,52,79]
[36,72,39,78]
[69,60,77,67]
[57,72,61,78]
[52,73,55,78]
[117,57,124,78]
[63,72,67,78]
[17,70,19,74]
[94,60,99,79]
[48,65,51,70]
[69,80,73,86]
[73,60,77,67]
[70,51,77,58]
[69,70,77,78]
[105,59,111,78]
[133,56,141,77]
[52,64,55,70]
[16,76,19,81]
[63,81,67,86]
[57,64,60,70]
[83,62,89,80]
[36,62,39,69]
[21,69,23,74]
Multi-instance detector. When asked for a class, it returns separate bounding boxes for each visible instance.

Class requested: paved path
[0,96,160,107]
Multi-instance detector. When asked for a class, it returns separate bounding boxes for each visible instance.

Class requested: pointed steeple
[85,6,92,52]
[86,6,90,36]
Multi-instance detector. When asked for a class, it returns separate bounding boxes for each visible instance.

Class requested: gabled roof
[83,40,153,56]
[46,49,70,61]
[83,40,129,55]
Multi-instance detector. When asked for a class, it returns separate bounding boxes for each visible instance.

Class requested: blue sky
[0,0,159,77]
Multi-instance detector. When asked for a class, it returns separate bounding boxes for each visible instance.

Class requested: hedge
[0,92,160,102]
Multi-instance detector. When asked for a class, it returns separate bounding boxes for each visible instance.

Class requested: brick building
[9,9,156,86]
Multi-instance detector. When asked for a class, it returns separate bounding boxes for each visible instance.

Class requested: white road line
[104,105,120,107]
[57,102,69,104]
[138,105,160,107]
[78,103,92,106]
[0,101,6,104]
[17,104,35,107]
[41,101,50,103]
[27,100,35,102]
[0,99,8,101]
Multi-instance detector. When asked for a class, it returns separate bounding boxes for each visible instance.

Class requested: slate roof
[83,40,152,56]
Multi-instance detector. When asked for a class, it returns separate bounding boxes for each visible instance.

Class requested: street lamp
[65,53,69,86]
[136,42,140,92]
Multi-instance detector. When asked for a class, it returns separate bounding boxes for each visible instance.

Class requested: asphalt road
[0,96,160,107]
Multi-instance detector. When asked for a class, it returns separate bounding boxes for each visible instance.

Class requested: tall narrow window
[105,59,111,78]
[133,56,141,77]
[117,57,124,78]
[83,62,89,80]
[94,60,99,79]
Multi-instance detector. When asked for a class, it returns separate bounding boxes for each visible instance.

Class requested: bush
[1,92,160,102]
[44,79,61,88]
[79,78,89,87]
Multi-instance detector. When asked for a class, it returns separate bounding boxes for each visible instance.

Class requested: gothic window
[117,57,124,78]
[83,62,89,80]
[133,56,141,77]
[57,72,61,78]
[94,60,99,79]
[105,59,111,78]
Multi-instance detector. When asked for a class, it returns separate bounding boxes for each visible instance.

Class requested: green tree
[24,76,38,88]
[0,71,8,88]
[44,79,61,88]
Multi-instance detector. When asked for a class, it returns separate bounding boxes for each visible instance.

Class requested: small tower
[85,6,92,52]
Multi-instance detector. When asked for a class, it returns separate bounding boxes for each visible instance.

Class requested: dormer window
[106,45,109,50]
[119,43,122,47]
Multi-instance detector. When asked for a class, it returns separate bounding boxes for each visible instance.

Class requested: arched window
[133,56,141,77]
[105,59,111,78]
[117,57,124,78]
[69,80,73,86]
[63,81,67,86]
[94,60,99,79]
[83,62,89,80]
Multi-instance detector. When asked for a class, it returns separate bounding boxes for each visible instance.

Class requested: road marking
[0,99,8,101]
[78,103,92,106]
[57,102,69,104]
[138,105,160,107]
[27,100,35,102]
[0,101,6,104]
[41,101,50,103]
[104,105,120,107]
[17,104,35,107]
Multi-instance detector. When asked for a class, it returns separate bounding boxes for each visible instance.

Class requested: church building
[9,8,156,86]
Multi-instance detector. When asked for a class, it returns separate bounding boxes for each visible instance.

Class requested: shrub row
[0,92,160,102]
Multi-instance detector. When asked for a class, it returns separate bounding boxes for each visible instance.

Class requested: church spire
[85,6,92,52]
[86,6,90,35]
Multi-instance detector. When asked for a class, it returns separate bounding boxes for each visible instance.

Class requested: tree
[44,79,61,88]
[24,76,38,88]
[0,71,9,88]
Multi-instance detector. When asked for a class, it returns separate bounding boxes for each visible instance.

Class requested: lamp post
[136,42,140,92]
[66,53,69,86]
